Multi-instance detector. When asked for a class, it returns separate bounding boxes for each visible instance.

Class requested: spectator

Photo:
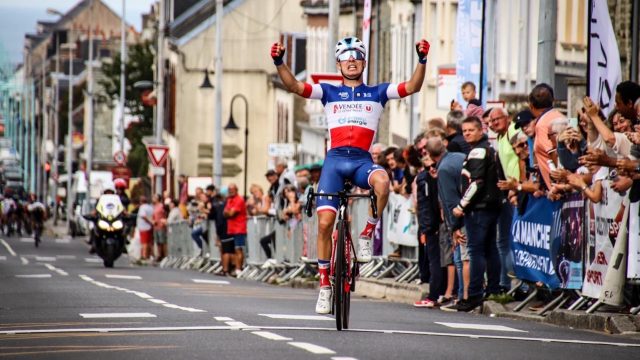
[259,170,279,259]
[189,196,209,255]
[280,184,302,241]
[426,135,470,311]
[224,183,247,276]
[178,174,189,218]
[151,194,168,262]
[413,136,443,309]
[246,184,265,216]
[514,109,537,170]
[136,196,154,261]
[211,193,234,275]
[489,107,519,291]
[529,83,566,190]
[451,81,483,119]
[452,116,502,311]
[167,199,183,224]
[427,117,446,131]
[370,143,387,164]
[614,80,640,122]
[445,110,471,154]
[498,132,541,213]
[309,163,322,185]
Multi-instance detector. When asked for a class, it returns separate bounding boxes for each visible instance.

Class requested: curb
[482,302,640,335]
[354,278,428,305]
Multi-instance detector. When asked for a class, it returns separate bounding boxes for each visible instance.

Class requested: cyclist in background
[271,36,430,314]
[27,193,47,246]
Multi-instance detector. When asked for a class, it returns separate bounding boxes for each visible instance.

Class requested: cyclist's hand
[415,39,430,63]
[271,42,285,65]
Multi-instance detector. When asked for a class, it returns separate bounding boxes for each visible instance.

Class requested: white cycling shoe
[357,238,372,263]
[315,287,332,314]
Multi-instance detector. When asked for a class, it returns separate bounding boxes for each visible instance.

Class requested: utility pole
[119,0,127,153]
[536,0,557,88]
[30,80,36,194]
[64,42,75,229]
[155,0,165,195]
[86,0,94,203]
[327,0,339,72]
[213,0,223,188]
[52,35,60,223]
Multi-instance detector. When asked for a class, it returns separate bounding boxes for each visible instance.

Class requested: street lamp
[61,42,77,230]
[225,94,248,198]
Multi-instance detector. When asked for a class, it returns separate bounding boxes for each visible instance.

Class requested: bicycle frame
[305,184,377,331]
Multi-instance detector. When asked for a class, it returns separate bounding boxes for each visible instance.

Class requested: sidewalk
[44,218,71,239]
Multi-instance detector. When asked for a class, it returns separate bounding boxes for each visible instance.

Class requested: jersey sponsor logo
[332,103,373,114]
[339,91,349,99]
[362,92,372,98]
[335,117,368,126]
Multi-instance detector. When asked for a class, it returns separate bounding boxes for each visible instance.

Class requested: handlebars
[305,187,378,218]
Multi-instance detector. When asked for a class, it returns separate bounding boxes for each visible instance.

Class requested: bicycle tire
[334,219,346,331]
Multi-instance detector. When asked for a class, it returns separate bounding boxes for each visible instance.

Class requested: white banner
[362,0,372,84]
[582,180,628,299]
[385,193,418,247]
[599,205,628,306]
[628,202,640,279]
[588,0,621,116]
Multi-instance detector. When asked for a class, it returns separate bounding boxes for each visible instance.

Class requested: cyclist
[271,36,430,314]
[26,194,47,246]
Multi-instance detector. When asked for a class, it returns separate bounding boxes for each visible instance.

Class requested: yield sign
[146,144,169,167]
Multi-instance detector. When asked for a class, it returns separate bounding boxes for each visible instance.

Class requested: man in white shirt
[136,196,154,260]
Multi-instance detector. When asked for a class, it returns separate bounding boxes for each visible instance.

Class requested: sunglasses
[514,142,528,149]
[337,50,365,62]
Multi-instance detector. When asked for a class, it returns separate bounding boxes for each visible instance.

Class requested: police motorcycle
[83,193,132,268]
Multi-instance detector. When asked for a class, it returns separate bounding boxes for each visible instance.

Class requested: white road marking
[55,238,71,244]
[288,342,336,355]
[79,274,207,313]
[20,257,29,265]
[435,322,526,333]
[56,255,76,259]
[0,325,236,335]
[105,274,142,280]
[332,357,359,360]
[35,256,57,262]
[214,317,234,321]
[20,238,34,243]
[0,239,17,256]
[192,279,230,285]
[43,263,69,276]
[259,314,333,321]
[251,331,292,341]
[79,313,157,319]
[225,321,252,328]
[15,274,52,278]
[84,257,102,263]
[0,256,6,260]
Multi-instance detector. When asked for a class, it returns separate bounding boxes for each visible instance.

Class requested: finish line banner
[556,194,585,289]
[511,195,562,288]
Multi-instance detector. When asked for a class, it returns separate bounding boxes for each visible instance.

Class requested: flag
[588,0,621,117]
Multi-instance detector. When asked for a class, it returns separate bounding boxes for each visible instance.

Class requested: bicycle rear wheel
[334,220,347,331]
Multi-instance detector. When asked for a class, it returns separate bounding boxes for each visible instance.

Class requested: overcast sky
[0,0,156,66]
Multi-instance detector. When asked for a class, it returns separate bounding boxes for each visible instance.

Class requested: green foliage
[97,41,155,176]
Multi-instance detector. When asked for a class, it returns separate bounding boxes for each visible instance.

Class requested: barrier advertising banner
[386,193,418,247]
[599,205,629,306]
[582,180,628,298]
[556,194,585,289]
[627,202,640,279]
[511,195,562,288]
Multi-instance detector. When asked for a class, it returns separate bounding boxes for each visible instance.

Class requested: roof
[168,0,240,46]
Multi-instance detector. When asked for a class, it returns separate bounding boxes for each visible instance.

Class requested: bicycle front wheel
[334,220,347,331]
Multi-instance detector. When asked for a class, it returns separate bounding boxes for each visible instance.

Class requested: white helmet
[335,36,366,59]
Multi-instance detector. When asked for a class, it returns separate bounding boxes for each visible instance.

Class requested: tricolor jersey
[302,82,408,151]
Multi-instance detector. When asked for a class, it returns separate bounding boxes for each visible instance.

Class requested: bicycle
[305,181,377,331]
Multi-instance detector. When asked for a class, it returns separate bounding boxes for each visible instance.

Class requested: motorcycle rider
[88,187,117,254]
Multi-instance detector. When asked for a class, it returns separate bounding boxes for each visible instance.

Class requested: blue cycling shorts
[316,146,385,213]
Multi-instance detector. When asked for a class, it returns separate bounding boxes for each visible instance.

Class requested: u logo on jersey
[365,105,372,112]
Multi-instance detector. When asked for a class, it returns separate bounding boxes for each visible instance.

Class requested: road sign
[268,143,295,157]
[146,144,169,168]
[113,151,127,165]
[309,73,343,85]
[150,166,165,176]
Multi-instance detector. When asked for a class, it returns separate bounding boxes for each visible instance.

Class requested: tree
[97,41,155,177]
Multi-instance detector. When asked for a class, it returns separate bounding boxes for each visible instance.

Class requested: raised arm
[402,39,430,95]
[271,43,306,96]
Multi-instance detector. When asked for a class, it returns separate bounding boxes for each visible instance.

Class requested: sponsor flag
[588,0,621,116]
[455,0,486,106]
